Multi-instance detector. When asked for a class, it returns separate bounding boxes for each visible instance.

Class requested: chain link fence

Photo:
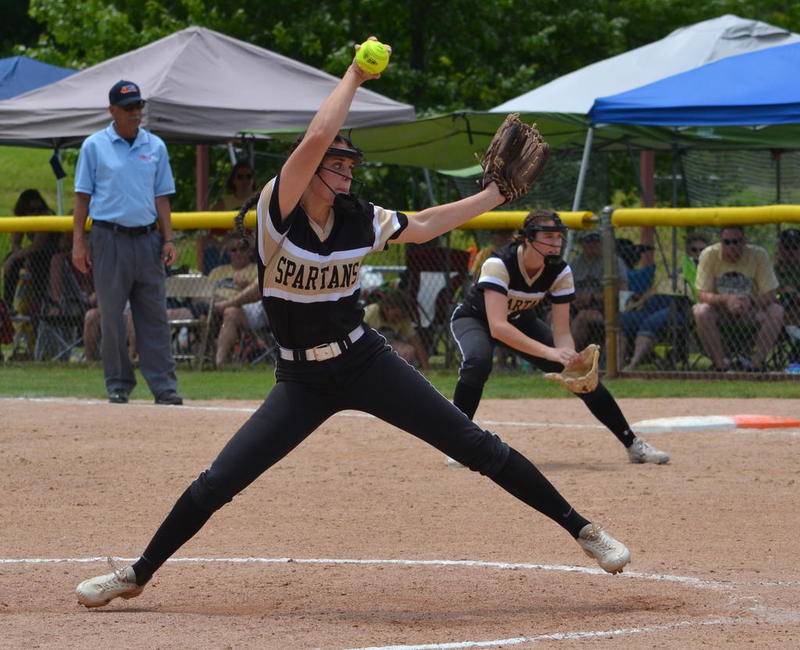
[0,225,485,370]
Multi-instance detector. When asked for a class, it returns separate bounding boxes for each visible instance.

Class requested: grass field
[0,146,73,217]
[1,363,798,400]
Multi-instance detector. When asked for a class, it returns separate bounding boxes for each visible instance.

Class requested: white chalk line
[6,396,800,436]
[3,555,787,647]
[346,617,747,650]
[0,396,604,429]
[0,555,739,591]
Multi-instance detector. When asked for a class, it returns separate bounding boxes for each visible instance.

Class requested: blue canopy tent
[0,56,75,100]
[1,56,76,212]
[581,41,800,211]
[589,41,800,127]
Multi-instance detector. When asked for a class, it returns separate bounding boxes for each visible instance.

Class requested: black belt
[93,220,158,236]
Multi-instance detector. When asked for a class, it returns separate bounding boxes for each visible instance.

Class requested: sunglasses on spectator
[121,101,145,112]
[722,238,742,245]
[689,246,705,253]
[236,173,253,180]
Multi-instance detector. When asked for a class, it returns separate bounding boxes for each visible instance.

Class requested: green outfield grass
[0,147,74,217]
[0,364,797,401]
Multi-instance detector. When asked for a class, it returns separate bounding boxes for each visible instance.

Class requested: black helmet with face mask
[311,136,365,216]
[520,210,568,266]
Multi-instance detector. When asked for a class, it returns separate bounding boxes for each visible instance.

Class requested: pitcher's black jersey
[454,242,574,322]
[256,174,408,348]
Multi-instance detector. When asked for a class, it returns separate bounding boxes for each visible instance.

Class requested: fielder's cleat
[108,391,129,404]
[577,523,631,574]
[627,437,670,465]
[76,558,144,608]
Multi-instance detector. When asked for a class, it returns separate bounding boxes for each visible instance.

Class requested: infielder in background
[72,80,182,405]
[450,210,670,465]
[76,38,631,609]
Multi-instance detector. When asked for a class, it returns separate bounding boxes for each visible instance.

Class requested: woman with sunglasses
[197,162,259,273]
[75,38,631,609]
[449,210,670,466]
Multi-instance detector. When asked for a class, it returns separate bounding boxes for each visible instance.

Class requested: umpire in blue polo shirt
[72,80,182,405]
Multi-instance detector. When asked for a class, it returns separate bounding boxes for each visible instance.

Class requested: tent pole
[670,141,679,291]
[196,144,209,211]
[422,168,438,206]
[227,143,237,165]
[51,148,65,215]
[565,126,593,259]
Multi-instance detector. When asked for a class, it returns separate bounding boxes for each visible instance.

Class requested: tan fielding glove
[544,344,600,394]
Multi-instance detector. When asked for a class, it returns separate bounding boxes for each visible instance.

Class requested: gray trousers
[91,226,177,397]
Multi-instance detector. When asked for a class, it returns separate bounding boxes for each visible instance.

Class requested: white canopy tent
[493,14,800,116]
[492,14,800,217]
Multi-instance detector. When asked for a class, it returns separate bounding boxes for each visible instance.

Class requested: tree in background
[5,0,800,211]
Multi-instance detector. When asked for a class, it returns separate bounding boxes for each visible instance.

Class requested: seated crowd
[2,189,797,373]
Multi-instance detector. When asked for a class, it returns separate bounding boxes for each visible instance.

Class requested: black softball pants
[134,329,590,582]
[450,313,632,443]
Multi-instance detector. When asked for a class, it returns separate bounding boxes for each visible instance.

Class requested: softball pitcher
[75,38,631,609]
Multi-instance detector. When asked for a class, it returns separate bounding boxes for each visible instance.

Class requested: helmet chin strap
[528,240,563,265]
[315,170,339,198]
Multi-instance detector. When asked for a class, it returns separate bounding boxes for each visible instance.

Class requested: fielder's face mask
[523,219,568,266]
[315,141,365,216]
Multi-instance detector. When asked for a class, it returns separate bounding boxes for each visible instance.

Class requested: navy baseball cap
[109,80,144,107]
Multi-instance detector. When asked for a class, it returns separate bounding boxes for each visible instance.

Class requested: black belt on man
[93,220,158,236]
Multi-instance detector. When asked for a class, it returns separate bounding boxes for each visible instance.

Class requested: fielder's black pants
[133,328,590,583]
[450,312,632,445]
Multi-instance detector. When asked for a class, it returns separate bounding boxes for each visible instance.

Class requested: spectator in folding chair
[692,226,784,372]
[2,189,58,308]
[210,277,268,367]
[196,162,257,274]
[35,233,96,360]
[570,231,628,351]
[3,190,60,358]
[620,234,707,372]
[364,286,429,370]
[620,228,708,372]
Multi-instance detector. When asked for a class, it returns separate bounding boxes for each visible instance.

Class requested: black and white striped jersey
[454,242,575,322]
[256,174,408,348]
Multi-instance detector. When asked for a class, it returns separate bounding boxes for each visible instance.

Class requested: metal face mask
[315,142,365,216]
[524,221,568,266]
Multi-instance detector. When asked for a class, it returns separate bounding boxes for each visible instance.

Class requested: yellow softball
[355,40,391,74]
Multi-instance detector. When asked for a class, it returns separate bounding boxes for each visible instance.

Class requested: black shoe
[155,392,183,405]
[109,391,129,404]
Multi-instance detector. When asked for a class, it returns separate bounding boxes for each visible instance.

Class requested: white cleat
[627,437,670,464]
[76,559,144,608]
[577,523,631,574]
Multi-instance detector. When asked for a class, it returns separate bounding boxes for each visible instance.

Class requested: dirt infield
[2,396,799,649]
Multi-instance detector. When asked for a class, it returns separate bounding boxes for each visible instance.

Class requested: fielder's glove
[544,344,600,394]
[481,113,550,203]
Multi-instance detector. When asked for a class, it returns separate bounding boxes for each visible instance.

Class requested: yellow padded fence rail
[0,210,596,233]
[3,205,800,233]
[612,205,800,227]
